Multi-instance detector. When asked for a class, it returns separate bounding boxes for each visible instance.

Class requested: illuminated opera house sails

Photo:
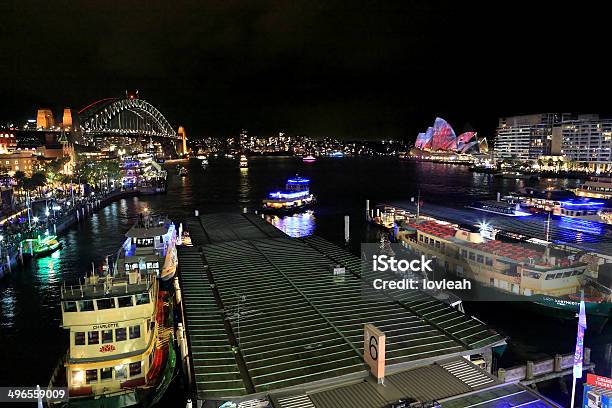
[414,117,488,154]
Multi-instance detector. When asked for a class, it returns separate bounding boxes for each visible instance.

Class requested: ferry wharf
[174,212,563,408]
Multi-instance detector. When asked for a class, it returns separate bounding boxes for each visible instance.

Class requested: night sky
[0,1,609,140]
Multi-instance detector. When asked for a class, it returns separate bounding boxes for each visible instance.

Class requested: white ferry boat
[396,219,611,319]
[117,213,178,282]
[576,175,612,199]
[49,265,175,407]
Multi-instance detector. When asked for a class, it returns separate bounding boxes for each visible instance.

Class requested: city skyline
[2,1,612,140]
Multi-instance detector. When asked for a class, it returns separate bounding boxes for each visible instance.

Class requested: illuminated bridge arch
[78,97,178,139]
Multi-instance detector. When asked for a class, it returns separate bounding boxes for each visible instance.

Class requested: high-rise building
[495,113,612,170]
[560,114,612,165]
[494,114,569,161]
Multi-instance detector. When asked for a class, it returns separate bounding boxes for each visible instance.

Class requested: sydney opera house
[410,117,488,160]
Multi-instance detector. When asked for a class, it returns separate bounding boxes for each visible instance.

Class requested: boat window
[117,296,134,308]
[419,235,423,242]
[469,252,475,261]
[102,329,113,344]
[129,325,141,339]
[115,365,127,380]
[100,367,113,381]
[88,331,99,344]
[74,332,85,346]
[71,371,82,385]
[85,369,97,384]
[562,271,573,278]
[146,261,159,270]
[96,298,116,310]
[116,328,127,341]
[545,274,555,280]
[485,257,493,266]
[63,301,77,312]
[461,249,468,258]
[135,293,150,305]
[78,300,95,312]
[129,361,142,377]
[137,238,154,247]
[477,255,484,264]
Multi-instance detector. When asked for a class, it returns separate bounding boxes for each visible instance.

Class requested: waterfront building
[0,151,36,175]
[560,114,612,171]
[0,131,17,154]
[414,117,486,154]
[495,113,612,171]
[494,113,567,161]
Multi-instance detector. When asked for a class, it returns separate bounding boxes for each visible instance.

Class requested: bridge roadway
[386,200,612,255]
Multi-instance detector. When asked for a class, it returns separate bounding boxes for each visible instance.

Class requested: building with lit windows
[494,113,568,161]
[495,113,612,170]
[0,151,35,175]
[0,131,16,154]
[560,114,612,170]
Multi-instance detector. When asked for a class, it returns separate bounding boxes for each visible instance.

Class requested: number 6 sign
[364,323,386,384]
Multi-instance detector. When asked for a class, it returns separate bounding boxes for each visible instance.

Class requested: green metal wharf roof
[274,358,499,408]
[179,214,505,401]
[178,247,249,398]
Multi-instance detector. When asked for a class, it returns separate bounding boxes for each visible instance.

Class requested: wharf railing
[497,348,595,385]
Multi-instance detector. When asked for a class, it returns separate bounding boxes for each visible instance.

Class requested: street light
[33,216,39,224]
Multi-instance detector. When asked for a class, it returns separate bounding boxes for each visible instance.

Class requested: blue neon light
[287,178,310,184]
[560,200,605,207]
[268,190,309,199]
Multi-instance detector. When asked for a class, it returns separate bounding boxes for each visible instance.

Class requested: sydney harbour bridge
[77,91,180,140]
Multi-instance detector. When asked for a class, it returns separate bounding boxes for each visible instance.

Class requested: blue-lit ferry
[262,176,316,214]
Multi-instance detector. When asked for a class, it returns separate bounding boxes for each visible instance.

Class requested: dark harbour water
[0,157,610,407]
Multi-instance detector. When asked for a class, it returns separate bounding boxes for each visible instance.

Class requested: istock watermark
[360,243,519,302]
[370,254,471,291]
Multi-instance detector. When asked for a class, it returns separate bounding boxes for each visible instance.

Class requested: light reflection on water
[266,210,316,238]
[0,286,15,328]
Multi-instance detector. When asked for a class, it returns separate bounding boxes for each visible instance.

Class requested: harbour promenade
[0,185,164,277]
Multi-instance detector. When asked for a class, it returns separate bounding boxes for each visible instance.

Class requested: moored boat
[117,212,178,282]
[396,217,612,319]
[21,234,62,258]
[49,265,176,407]
[575,175,612,200]
[466,200,532,217]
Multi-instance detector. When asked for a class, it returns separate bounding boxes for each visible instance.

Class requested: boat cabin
[60,271,160,397]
